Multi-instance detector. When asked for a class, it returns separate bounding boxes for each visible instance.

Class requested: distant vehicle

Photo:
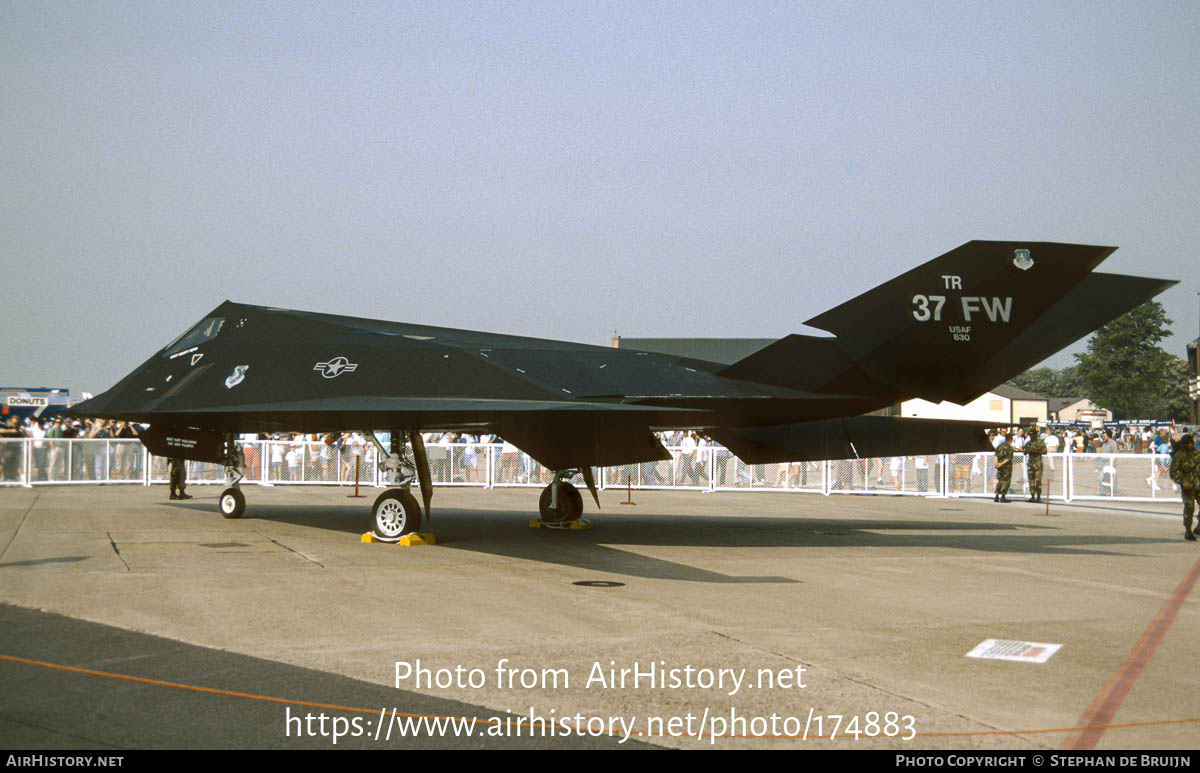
[2,387,73,422]
[69,241,1174,539]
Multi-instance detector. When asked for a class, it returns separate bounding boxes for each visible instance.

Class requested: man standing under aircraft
[1025,427,1048,503]
[168,457,191,500]
[1169,433,1200,541]
[993,432,1013,503]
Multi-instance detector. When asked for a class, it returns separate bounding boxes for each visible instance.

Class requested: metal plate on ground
[966,638,1062,663]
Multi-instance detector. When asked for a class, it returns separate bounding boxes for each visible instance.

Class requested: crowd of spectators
[243,431,493,485]
[244,429,730,488]
[993,425,1180,456]
[0,415,141,482]
[979,424,1200,496]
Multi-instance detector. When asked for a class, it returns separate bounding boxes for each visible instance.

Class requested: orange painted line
[2,651,1197,742]
[914,716,1200,738]
[0,652,431,721]
[1062,556,1200,750]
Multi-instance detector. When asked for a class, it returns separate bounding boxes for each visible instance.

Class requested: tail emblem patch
[1013,249,1034,271]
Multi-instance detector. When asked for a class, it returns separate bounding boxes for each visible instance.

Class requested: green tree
[1008,365,1081,397]
[1160,356,1192,421]
[1074,301,1187,420]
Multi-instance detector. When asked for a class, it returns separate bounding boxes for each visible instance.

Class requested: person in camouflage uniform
[1169,433,1200,541]
[993,432,1013,503]
[1025,427,1048,503]
[168,457,191,501]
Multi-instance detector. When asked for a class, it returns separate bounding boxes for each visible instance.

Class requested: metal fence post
[1064,452,1073,503]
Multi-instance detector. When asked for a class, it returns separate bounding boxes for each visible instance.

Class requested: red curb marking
[1063,557,1200,750]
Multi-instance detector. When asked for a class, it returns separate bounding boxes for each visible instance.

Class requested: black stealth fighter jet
[70,241,1174,539]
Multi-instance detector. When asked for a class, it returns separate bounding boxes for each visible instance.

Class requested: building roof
[993,384,1046,400]
[1047,396,1087,413]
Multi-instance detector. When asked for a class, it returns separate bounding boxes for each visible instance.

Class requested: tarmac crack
[107,533,130,572]
[0,492,40,563]
[0,713,124,750]
[955,561,1167,598]
[711,630,812,666]
[258,532,325,568]
[709,630,1053,748]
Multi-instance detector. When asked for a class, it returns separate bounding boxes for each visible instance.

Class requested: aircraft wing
[710,416,997,464]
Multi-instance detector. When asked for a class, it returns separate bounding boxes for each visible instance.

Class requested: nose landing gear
[217,434,246,519]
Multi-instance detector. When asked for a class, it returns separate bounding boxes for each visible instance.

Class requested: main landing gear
[371,489,422,540]
[535,468,599,529]
[366,430,433,542]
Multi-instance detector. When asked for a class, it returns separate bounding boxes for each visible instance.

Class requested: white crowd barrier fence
[0,439,1186,504]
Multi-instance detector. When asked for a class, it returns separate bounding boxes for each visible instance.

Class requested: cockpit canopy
[162,317,225,358]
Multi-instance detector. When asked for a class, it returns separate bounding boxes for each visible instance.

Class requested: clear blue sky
[3,1,1197,395]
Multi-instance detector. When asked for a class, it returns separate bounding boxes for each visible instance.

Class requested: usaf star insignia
[314,356,359,379]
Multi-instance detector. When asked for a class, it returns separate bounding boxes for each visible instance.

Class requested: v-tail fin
[718,241,1175,405]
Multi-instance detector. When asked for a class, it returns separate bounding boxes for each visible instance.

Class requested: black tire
[372,489,422,541]
[538,482,583,524]
[219,487,246,519]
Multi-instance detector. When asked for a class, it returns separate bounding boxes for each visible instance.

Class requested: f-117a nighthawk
[70,241,1174,540]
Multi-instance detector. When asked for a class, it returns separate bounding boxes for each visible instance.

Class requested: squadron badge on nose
[224,365,249,389]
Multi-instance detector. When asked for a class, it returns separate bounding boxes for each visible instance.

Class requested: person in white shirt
[679,432,697,485]
[1044,428,1060,471]
[28,419,47,480]
[914,455,930,492]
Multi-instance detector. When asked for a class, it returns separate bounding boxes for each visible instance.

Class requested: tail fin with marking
[719,241,1175,405]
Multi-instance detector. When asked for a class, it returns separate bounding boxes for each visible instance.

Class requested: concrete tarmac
[1,483,1196,750]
